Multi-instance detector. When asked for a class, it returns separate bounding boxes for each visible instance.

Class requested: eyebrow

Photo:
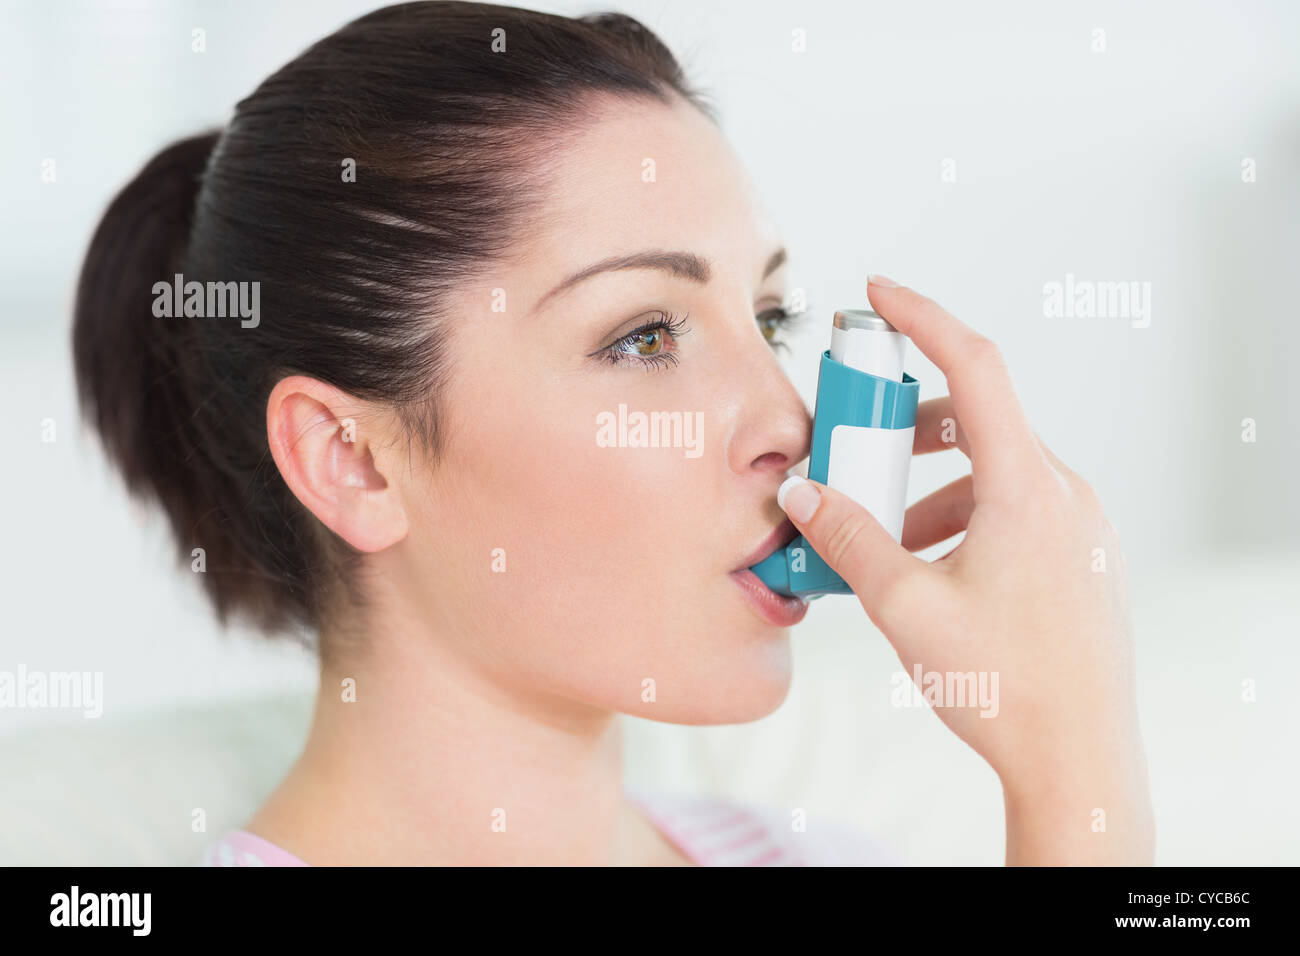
[532,246,787,313]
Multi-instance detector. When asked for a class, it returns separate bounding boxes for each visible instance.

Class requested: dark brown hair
[72,1,712,655]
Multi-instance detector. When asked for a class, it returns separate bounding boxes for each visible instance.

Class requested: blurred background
[2,0,1297,865]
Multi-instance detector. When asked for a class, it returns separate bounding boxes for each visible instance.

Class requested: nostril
[750,451,788,472]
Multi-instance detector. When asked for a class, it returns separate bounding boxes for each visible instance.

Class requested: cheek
[471,380,704,594]
[424,358,791,719]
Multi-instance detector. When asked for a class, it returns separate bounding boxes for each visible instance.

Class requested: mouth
[735,518,800,572]
[729,519,808,627]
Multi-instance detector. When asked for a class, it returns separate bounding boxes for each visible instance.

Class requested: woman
[73,1,1153,866]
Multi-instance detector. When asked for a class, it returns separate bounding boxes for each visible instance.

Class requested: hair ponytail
[73,129,328,644]
[73,131,218,498]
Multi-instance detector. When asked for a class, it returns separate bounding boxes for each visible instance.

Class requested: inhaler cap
[829,309,906,382]
[832,309,898,333]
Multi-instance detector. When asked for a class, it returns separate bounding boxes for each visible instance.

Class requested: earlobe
[265,375,409,553]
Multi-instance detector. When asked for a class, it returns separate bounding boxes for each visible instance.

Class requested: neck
[252,622,634,865]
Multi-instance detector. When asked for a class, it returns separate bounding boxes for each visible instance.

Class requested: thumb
[777,475,933,630]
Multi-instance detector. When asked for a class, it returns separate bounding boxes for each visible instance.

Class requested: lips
[730,518,807,627]
[735,518,800,572]
[730,567,808,626]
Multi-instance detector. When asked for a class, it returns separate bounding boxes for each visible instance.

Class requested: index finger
[866,276,1043,497]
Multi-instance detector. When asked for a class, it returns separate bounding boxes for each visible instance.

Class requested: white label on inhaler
[826,424,914,542]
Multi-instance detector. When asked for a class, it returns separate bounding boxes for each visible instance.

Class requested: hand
[776,275,1155,864]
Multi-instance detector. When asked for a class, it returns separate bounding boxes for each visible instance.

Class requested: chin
[644,634,795,726]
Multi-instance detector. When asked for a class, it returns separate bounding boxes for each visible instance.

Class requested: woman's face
[400,95,813,724]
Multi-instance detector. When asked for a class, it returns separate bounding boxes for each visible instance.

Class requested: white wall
[2,0,1297,863]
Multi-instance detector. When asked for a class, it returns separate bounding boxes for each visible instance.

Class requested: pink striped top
[198,789,894,866]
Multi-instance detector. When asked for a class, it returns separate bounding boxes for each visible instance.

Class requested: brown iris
[757,309,783,342]
[631,329,664,355]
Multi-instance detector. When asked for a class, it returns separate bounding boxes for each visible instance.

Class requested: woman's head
[74,1,811,724]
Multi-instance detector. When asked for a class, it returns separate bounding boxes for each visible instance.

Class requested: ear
[265,375,408,553]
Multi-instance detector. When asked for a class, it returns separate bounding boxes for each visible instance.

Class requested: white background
[2,0,1298,864]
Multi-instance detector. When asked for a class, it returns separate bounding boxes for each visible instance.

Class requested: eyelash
[595,305,811,370]
[757,304,813,353]
[593,310,692,371]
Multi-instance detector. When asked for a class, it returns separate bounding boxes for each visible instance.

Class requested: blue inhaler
[749,309,919,597]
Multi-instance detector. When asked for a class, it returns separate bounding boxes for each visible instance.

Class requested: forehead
[520,94,780,282]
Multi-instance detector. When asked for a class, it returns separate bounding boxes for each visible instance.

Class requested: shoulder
[626,787,897,867]
[198,830,310,867]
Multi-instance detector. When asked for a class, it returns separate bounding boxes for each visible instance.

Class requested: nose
[725,332,812,483]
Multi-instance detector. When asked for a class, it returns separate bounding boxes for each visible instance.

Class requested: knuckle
[1026,462,1069,500]
[952,336,1007,391]
[1060,467,1103,512]
[1018,468,1073,525]
[1076,477,1103,511]
[909,289,941,314]
[823,511,870,567]
[967,335,1004,368]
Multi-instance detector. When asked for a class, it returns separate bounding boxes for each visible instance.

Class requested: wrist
[1000,757,1155,865]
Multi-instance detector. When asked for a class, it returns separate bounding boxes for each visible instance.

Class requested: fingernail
[777,475,821,524]
[867,274,901,288]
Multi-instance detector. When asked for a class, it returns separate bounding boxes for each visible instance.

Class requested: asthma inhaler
[749,309,919,597]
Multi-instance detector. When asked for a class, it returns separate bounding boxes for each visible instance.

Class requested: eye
[756,304,811,352]
[593,311,692,371]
